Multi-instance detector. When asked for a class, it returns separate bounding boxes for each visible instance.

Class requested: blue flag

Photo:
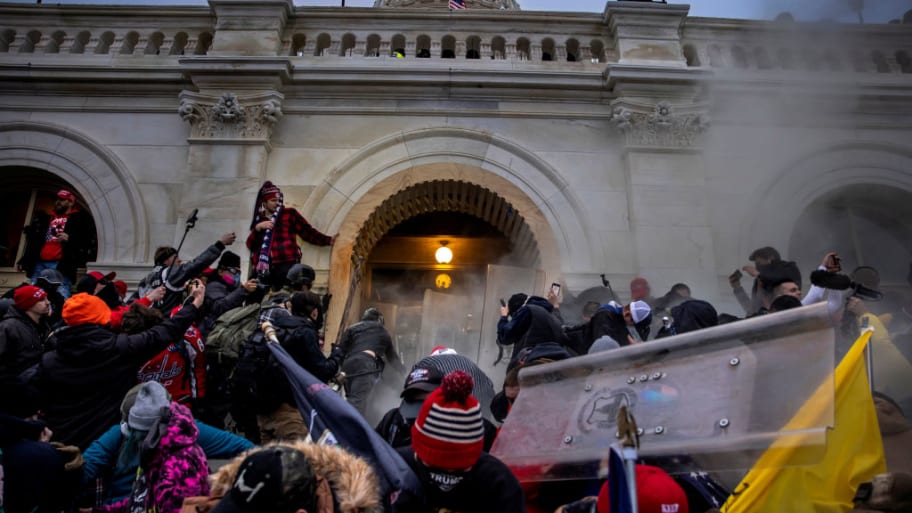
[608,446,634,513]
[268,343,423,506]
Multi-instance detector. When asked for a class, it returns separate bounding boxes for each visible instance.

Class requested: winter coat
[96,402,209,513]
[17,208,96,282]
[83,419,252,506]
[274,314,341,383]
[0,306,46,382]
[135,241,226,312]
[498,296,569,368]
[395,448,525,513]
[0,413,82,513]
[338,320,398,365]
[204,440,381,513]
[36,304,200,449]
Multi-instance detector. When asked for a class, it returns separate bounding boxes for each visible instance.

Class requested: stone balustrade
[0,4,909,74]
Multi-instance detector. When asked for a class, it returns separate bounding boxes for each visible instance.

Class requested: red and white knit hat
[411,370,484,470]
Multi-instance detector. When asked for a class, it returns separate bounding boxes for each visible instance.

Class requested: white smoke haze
[343,1,912,423]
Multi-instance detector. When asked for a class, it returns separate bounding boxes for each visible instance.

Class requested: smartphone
[499,298,506,307]
[829,254,841,270]
[551,282,561,296]
[729,269,743,281]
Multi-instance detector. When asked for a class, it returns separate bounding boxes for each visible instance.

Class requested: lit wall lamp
[435,240,453,264]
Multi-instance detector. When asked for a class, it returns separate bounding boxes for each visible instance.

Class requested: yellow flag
[721,331,886,513]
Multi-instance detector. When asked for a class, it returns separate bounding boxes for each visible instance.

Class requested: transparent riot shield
[491,302,837,481]
[417,289,483,367]
[477,264,546,386]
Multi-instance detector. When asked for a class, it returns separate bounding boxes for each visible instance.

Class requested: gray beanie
[589,335,620,354]
[128,381,170,431]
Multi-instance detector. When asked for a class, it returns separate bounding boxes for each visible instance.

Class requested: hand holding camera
[188,279,205,308]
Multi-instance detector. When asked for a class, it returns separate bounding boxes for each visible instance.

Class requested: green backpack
[205,303,261,363]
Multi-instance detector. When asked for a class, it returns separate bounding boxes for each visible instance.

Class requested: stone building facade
[1,0,911,351]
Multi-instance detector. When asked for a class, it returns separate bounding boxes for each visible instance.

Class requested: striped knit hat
[411,370,484,470]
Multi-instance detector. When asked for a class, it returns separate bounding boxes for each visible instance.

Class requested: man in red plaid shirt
[246,181,333,291]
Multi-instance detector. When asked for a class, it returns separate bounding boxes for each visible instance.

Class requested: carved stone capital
[610,101,710,148]
[178,91,284,144]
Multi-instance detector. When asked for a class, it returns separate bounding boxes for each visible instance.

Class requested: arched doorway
[789,184,912,299]
[0,166,98,291]
[349,180,544,374]
[305,127,595,351]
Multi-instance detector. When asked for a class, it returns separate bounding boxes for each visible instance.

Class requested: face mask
[223,273,237,287]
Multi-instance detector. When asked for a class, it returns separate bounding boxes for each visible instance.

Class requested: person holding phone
[497,284,571,370]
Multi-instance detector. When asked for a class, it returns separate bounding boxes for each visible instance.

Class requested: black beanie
[218,251,241,269]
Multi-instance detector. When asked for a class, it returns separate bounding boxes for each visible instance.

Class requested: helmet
[286,264,316,289]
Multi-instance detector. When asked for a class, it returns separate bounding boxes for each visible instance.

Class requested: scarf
[255,204,281,279]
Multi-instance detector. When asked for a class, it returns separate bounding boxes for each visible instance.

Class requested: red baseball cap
[57,189,77,202]
[597,465,689,513]
[87,270,117,283]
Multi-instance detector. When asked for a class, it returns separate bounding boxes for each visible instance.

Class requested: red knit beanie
[62,292,112,326]
[14,285,47,311]
[411,370,484,470]
[260,181,282,202]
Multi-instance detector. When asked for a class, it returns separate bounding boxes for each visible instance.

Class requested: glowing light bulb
[435,241,453,264]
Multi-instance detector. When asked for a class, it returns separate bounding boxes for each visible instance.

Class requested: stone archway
[352,179,541,267]
[301,126,594,342]
[740,142,912,260]
[0,121,149,265]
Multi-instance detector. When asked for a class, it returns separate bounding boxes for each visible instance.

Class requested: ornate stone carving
[178,91,284,142]
[610,101,710,148]
[373,0,520,9]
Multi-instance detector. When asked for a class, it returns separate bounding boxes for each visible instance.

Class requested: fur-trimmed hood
[210,441,381,513]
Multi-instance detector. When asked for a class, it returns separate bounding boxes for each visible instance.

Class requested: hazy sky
[2,0,910,23]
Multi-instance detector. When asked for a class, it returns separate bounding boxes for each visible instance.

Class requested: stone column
[170,0,296,261]
[611,101,719,304]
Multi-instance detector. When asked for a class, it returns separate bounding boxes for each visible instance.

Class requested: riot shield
[491,302,838,481]
[417,289,482,366]
[477,264,546,386]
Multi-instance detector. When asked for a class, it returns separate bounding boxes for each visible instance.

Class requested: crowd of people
[1,183,911,513]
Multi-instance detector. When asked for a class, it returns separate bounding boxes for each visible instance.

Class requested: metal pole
[624,447,638,512]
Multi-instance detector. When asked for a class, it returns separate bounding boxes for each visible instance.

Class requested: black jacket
[274,314,341,384]
[0,306,47,382]
[498,297,569,368]
[35,304,200,449]
[394,448,525,513]
[338,320,398,365]
[0,414,81,513]
[17,208,96,282]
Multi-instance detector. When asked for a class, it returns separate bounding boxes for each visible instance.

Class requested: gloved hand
[51,441,84,472]
[329,344,346,365]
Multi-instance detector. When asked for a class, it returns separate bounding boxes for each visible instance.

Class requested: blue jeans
[31,260,72,299]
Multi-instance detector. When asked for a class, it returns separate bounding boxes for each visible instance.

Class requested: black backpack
[230,329,284,415]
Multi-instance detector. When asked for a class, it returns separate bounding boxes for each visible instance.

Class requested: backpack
[230,330,284,415]
[205,303,261,364]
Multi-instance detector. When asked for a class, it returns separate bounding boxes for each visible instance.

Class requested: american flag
[448,0,466,10]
